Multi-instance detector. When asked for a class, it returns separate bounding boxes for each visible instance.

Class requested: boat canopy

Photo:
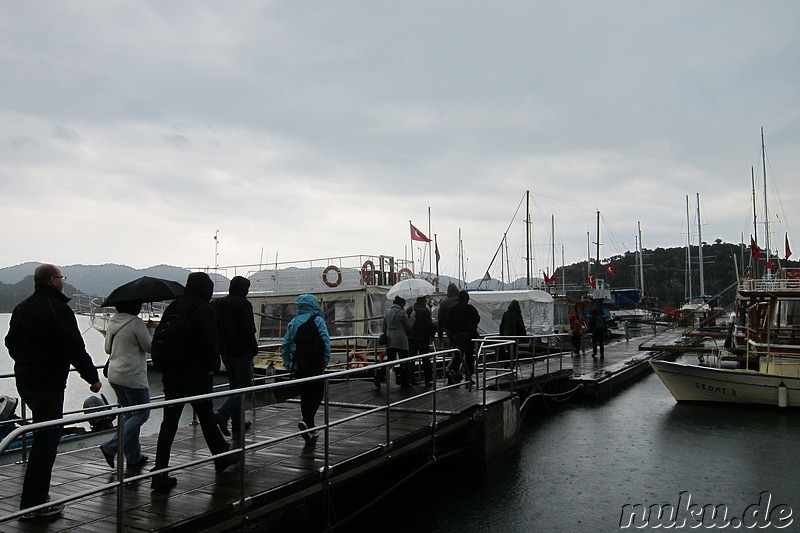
[468,290,554,336]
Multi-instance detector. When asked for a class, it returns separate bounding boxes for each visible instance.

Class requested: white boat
[651,130,800,408]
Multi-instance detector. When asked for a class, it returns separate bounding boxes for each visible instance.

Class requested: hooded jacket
[446,290,480,338]
[5,283,100,392]
[408,299,433,342]
[499,300,526,337]
[159,272,220,382]
[105,312,152,390]
[215,276,258,358]
[281,294,331,371]
[436,283,460,340]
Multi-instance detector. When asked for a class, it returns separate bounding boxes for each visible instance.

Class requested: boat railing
[1,346,501,527]
[740,272,800,293]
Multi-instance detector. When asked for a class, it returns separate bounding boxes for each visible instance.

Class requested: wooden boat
[651,131,799,407]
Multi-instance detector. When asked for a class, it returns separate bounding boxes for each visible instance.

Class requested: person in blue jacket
[281,294,331,441]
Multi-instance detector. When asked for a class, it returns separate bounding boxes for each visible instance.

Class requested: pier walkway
[0,326,689,532]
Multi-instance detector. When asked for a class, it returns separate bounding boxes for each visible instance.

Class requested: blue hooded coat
[281,294,331,371]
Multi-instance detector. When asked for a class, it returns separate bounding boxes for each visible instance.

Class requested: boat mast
[595,210,601,285]
[685,196,692,302]
[638,221,645,298]
[551,214,556,289]
[762,127,771,267]
[526,190,532,288]
[697,193,705,299]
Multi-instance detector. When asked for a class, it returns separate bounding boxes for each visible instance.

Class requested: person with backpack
[213,276,258,440]
[445,290,480,384]
[150,272,237,491]
[281,294,331,441]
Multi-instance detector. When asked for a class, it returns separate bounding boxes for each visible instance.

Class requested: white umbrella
[386,278,435,300]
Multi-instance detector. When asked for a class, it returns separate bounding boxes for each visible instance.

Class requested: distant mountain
[0,275,82,313]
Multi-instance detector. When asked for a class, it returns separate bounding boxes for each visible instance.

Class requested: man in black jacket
[4,264,102,518]
[213,276,258,439]
[151,272,236,491]
[445,290,480,384]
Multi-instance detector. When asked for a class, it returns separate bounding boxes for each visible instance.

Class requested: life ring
[360,260,376,284]
[347,352,369,368]
[322,265,342,288]
[397,268,413,280]
[787,269,800,279]
[377,350,387,363]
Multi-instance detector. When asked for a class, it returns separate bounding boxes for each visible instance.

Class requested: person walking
[569,313,584,356]
[151,272,236,491]
[445,290,480,384]
[375,296,415,388]
[99,300,151,470]
[588,304,607,358]
[281,294,331,441]
[436,283,460,349]
[4,264,102,518]
[213,276,258,441]
[499,299,526,366]
[407,296,434,386]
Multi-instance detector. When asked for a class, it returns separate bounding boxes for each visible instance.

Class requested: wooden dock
[0,326,691,532]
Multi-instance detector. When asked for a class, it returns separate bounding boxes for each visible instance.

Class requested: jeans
[216,355,254,433]
[102,384,150,463]
[18,388,64,509]
[154,375,229,471]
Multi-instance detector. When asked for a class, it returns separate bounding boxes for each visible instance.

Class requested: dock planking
[0,327,689,532]
[0,380,510,532]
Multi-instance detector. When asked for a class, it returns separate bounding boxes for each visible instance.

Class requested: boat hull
[650,359,800,408]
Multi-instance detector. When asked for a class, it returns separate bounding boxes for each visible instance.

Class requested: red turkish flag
[786,234,792,261]
[606,265,617,276]
[410,222,431,242]
[587,275,596,289]
[751,236,762,261]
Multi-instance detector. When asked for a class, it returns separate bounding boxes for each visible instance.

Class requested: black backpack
[151,304,199,372]
[292,317,325,376]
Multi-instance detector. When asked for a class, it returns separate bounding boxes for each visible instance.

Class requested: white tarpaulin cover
[467,290,554,336]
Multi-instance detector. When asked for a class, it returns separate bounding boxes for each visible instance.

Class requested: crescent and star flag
[410,222,431,242]
[544,272,557,284]
[606,265,617,276]
[751,236,762,261]
[786,234,792,261]
[587,275,596,289]
[766,260,777,271]
[435,243,441,263]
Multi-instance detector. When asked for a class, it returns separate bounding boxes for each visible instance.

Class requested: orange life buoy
[397,267,413,280]
[322,265,342,288]
[347,352,369,368]
[360,260,375,284]
[787,269,800,279]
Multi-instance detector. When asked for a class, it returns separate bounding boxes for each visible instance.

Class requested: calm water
[3,313,799,531]
[338,356,800,532]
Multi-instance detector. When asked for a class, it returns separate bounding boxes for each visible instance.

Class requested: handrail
[0,346,473,528]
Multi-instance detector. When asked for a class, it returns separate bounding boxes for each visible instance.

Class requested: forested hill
[555,242,800,309]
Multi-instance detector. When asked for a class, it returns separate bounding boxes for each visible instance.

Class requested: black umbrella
[100,276,185,307]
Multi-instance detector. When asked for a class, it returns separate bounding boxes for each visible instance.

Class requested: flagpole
[434,233,440,292]
[427,207,432,277]
[409,220,415,274]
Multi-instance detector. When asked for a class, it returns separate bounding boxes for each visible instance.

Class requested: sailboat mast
[595,210,601,279]
[638,221,645,298]
[526,190,531,288]
[685,195,692,301]
[551,215,556,281]
[697,193,705,299]
[762,127,771,263]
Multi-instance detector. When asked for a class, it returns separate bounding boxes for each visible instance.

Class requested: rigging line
[483,193,526,274]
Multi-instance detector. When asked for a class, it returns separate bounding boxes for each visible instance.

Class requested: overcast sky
[1,1,798,283]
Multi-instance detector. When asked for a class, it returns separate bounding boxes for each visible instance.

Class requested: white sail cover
[468,290,554,336]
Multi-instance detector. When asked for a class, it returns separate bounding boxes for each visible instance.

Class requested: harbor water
[337,356,800,532]
[3,313,800,531]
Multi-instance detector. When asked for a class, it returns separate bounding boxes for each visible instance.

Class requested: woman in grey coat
[374,296,415,388]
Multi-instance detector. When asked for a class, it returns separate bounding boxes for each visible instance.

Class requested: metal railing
[1,346,497,529]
